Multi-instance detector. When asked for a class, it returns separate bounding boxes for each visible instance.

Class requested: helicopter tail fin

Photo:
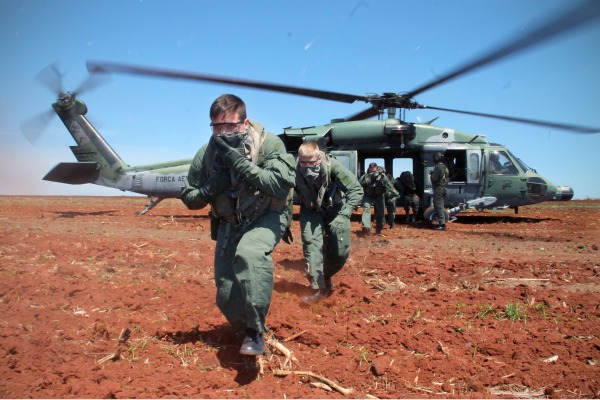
[51,98,129,189]
[43,162,101,185]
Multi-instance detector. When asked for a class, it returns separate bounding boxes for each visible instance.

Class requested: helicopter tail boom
[43,93,191,211]
[51,96,130,183]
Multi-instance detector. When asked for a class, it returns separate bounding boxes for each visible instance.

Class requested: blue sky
[1,0,599,198]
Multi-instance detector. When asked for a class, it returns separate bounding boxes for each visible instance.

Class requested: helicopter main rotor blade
[85,1,600,132]
[86,61,367,105]
[421,105,599,134]
[406,0,600,99]
[346,107,381,122]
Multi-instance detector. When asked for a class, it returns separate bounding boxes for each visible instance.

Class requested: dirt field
[0,196,598,399]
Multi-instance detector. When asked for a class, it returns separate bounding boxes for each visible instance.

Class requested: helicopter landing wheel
[423,206,450,225]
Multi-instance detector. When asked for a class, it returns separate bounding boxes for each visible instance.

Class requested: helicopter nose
[553,185,574,201]
[528,178,574,202]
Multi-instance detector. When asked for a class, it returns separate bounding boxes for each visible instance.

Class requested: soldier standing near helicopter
[384,173,400,229]
[181,94,296,356]
[359,162,391,235]
[430,152,449,230]
[295,142,363,303]
[397,171,420,224]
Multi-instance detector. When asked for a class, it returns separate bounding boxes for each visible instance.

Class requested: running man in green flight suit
[181,94,296,356]
[359,162,395,235]
[295,142,363,303]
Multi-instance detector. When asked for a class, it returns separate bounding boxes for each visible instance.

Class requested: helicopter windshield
[489,150,518,175]
[506,150,532,172]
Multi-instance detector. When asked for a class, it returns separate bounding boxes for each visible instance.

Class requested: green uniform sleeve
[330,157,364,217]
[383,174,399,199]
[241,134,296,199]
[181,145,210,210]
[358,173,366,186]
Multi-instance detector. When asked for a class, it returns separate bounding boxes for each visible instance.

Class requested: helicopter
[24,1,599,218]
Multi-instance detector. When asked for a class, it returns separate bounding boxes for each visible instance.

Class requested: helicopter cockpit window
[489,151,518,175]
[506,149,531,172]
[515,157,530,172]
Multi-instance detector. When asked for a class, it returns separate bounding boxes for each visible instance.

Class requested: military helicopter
[25,1,600,218]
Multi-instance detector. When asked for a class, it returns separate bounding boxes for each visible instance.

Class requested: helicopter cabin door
[466,150,482,185]
[331,150,358,176]
[484,150,527,205]
[444,150,482,204]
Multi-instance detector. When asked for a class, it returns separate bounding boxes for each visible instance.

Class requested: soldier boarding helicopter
[24,1,600,217]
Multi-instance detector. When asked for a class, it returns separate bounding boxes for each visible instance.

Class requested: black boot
[239,329,265,356]
[301,288,333,304]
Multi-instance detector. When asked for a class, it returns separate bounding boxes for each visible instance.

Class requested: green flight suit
[181,121,295,336]
[430,161,449,225]
[384,176,400,228]
[295,152,363,290]
[359,167,392,233]
[398,171,420,218]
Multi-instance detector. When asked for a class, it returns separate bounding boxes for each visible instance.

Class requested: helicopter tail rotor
[21,62,111,144]
[20,62,65,143]
[34,61,65,96]
[21,110,57,144]
[73,71,112,98]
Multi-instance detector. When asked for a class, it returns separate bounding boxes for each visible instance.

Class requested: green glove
[214,136,255,175]
[197,169,231,203]
[329,214,349,233]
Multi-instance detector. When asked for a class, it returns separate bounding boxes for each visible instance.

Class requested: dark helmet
[433,152,444,162]
[489,151,499,161]
[368,162,378,169]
